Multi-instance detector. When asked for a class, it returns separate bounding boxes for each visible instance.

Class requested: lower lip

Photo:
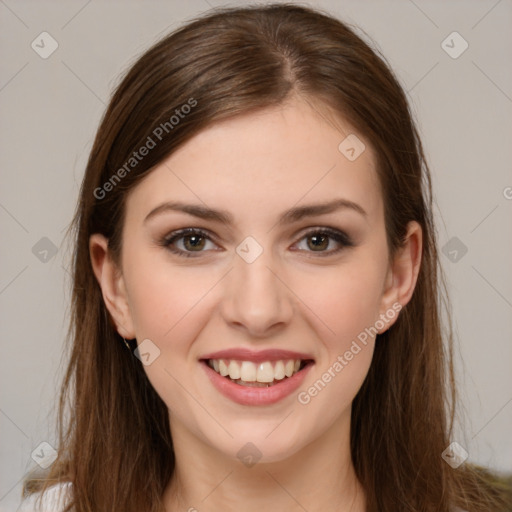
[200,361,314,406]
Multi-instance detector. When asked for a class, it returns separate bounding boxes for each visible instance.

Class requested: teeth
[207,358,306,384]
[274,361,285,380]
[240,361,257,382]
[228,360,241,380]
[257,362,274,383]
[218,360,229,377]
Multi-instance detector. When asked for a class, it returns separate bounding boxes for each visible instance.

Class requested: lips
[199,348,315,405]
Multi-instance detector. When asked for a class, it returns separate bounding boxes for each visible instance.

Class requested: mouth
[201,358,315,388]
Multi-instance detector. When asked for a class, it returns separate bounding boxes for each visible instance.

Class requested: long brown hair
[22,4,511,511]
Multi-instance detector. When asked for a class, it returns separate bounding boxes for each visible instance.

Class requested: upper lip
[200,348,315,363]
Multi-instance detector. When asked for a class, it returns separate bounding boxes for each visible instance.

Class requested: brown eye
[161,228,218,258]
[306,233,330,251]
[294,228,353,256]
[182,234,206,251]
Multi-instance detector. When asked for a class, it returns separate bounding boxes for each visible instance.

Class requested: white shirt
[18,482,72,512]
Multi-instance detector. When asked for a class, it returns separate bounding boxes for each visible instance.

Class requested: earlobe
[89,233,136,339]
[378,221,422,332]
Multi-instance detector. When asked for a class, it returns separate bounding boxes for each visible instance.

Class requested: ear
[378,221,422,333]
[89,233,136,339]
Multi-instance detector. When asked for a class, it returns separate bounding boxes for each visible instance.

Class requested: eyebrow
[143,198,367,226]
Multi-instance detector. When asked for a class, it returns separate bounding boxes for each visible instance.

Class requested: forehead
[125,97,382,226]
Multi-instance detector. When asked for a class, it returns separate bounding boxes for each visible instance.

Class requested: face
[91,95,420,465]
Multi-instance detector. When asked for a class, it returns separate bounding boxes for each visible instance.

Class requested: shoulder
[19,482,73,512]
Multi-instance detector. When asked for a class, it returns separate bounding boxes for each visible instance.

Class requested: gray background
[1,0,511,510]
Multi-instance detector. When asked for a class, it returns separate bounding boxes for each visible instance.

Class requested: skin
[90,94,422,512]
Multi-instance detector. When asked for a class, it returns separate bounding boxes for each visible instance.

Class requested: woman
[20,3,511,511]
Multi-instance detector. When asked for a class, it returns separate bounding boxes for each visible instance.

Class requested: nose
[220,243,294,338]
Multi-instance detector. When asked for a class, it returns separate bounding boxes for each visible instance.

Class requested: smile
[199,349,315,405]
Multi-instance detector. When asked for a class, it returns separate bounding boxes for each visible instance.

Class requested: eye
[292,228,353,256]
[159,226,353,259]
[160,228,219,258]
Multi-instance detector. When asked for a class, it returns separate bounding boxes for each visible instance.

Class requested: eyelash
[159,227,354,259]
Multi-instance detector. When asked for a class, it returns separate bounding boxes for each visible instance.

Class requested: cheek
[292,256,386,349]
[291,260,382,422]
[122,251,218,423]
[124,248,216,342]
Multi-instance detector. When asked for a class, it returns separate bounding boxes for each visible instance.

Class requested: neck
[163,409,366,512]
